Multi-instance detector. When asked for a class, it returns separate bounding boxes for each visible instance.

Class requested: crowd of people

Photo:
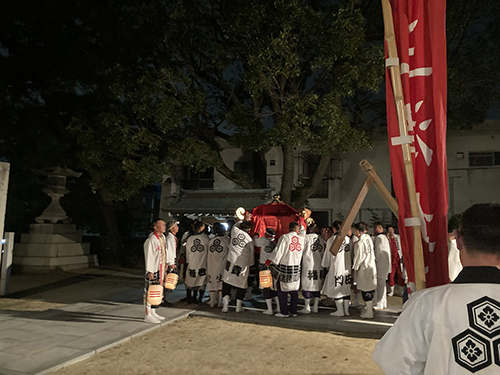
[142,203,500,374]
[142,212,408,324]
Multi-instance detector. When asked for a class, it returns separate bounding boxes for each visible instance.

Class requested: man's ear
[455,229,464,251]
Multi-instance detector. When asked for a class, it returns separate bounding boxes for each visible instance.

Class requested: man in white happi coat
[373,223,391,310]
[185,221,210,304]
[254,228,280,315]
[178,219,199,282]
[352,222,377,319]
[165,221,178,269]
[322,221,352,317]
[350,228,362,307]
[143,218,168,324]
[266,221,304,318]
[373,203,500,374]
[207,223,230,307]
[221,221,254,313]
[163,220,178,306]
[319,226,336,308]
[386,225,407,299]
[300,224,325,314]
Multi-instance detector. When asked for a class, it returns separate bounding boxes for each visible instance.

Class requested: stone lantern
[13,167,98,272]
[35,166,82,224]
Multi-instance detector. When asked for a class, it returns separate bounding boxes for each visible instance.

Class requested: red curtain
[252,203,301,240]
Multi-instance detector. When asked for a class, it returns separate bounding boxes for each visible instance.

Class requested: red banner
[385,0,449,289]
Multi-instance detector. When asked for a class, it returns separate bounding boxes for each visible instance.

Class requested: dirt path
[54,317,383,375]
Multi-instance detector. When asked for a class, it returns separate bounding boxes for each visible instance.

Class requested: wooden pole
[381,0,426,290]
[359,160,398,217]
[328,177,373,256]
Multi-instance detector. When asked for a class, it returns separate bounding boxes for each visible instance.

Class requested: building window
[310,178,329,199]
[312,210,330,229]
[469,152,500,167]
[182,167,214,190]
[234,161,254,182]
[234,161,251,175]
[270,160,276,166]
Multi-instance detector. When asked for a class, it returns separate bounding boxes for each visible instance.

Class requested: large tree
[446,0,500,129]
[0,0,190,257]
[161,0,384,208]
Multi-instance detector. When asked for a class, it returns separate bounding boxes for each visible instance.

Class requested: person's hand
[169,264,176,270]
[147,272,154,280]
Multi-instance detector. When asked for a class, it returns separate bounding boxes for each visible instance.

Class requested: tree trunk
[253,150,268,188]
[292,153,332,209]
[280,143,295,205]
[98,189,122,265]
[216,157,263,189]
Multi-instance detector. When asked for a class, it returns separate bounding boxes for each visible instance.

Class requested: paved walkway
[0,270,402,374]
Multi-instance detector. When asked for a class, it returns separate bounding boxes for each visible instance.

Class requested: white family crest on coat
[270,232,304,292]
[301,233,325,292]
[207,235,230,292]
[222,226,254,289]
[185,232,210,288]
[373,279,500,375]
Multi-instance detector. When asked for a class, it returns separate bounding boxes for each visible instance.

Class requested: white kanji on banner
[400,18,438,254]
[402,19,435,167]
[417,192,435,252]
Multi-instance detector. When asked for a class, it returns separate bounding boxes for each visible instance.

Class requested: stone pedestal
[13,224,98,272]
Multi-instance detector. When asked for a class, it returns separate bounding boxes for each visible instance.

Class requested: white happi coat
[301,233,325,292]
[254,236,277,267]
[185,232,210,288]
[165,232,177,267]
[373,267,500,375]
[144,232,167,283]
[206,235,230,292]
[222,226,254,289]
[269,231,304,292]
[374,233,391,279]
[352,233,377,291]
[321,234,351,299]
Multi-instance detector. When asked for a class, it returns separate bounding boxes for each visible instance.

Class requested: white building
[161,120,500,227]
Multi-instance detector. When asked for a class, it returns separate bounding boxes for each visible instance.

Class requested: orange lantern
[259,269,273,289]
[164,273,179,290]
[147,285,163,305]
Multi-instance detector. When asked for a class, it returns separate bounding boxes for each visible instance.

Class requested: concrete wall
[446,121,500,215]
[217,145,244,190]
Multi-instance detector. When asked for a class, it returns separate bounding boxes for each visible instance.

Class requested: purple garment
[263,287,277,300]
[276,280,299,315]
[302,290,321,299]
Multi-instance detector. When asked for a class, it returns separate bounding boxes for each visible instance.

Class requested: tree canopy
[446,0,500,129]
[159,0,384,207]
